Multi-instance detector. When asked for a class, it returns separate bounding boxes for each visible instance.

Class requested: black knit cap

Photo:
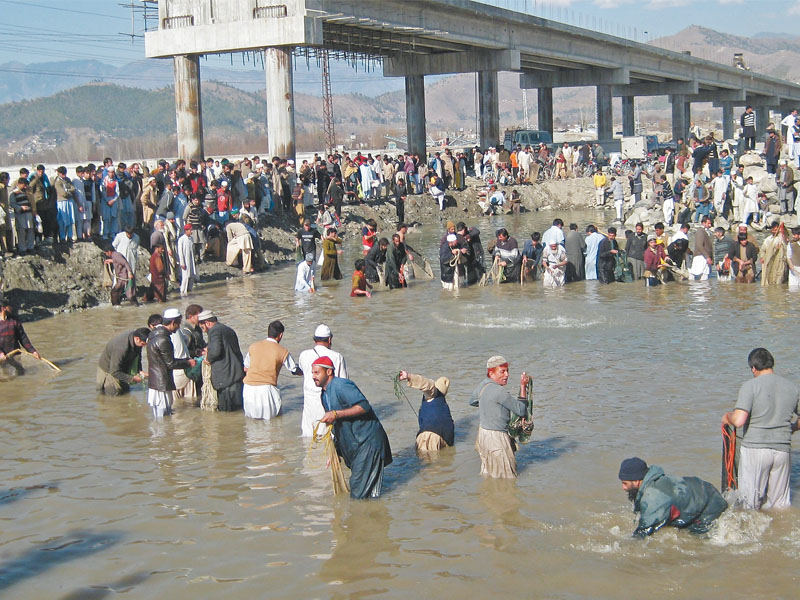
[618,457,648,481]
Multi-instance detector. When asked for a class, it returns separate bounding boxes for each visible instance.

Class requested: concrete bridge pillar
[478,71,500,149]
[265,46,296,161]
[621,96,635,137]
[755,105,775,139]
[405,74,427,159]
[671,95,690,143]
[173,54,204,161]
[537,87,553,136]
[722,103,735,141]
[596,85,613,141]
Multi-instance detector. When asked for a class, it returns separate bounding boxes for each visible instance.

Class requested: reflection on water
[2,211,799,598]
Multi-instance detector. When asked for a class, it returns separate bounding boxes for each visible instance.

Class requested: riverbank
[2,176,597,321]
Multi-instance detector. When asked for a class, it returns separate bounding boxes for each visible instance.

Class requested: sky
[0,0,795,79]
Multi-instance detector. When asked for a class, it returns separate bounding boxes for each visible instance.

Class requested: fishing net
[408,248,434,280]
[507,378,534,444]
[308,422,349,495]
[0,349,61,381]
[200,359,218,411]
[614,250,634,282]
[392,373,418,416]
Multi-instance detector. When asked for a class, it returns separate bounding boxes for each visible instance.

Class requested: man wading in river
[469,356,531,478]
[313,356,392,499]
[618,457,727,537]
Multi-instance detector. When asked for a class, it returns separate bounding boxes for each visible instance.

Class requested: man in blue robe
[313,356,393,499]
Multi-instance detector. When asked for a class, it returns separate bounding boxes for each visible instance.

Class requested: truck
[620,135,661,159]
[502,128,553,150]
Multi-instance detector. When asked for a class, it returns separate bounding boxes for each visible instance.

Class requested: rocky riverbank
[1,176,596,321]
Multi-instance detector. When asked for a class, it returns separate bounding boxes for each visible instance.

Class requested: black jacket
[147,326,191,392]
[206,322,244,389]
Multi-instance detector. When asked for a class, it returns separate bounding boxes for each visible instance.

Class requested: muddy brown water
[2,211,799,598]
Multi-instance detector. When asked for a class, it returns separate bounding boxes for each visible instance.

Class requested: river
[2,211,798,598]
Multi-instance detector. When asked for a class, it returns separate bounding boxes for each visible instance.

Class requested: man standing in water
[469,356,530,478]
[199,310,245,412]
[0,302,41,375]
[313,356,392,499]
[722,348,800,510]
[618,457,728,537]
[298,324,348,438]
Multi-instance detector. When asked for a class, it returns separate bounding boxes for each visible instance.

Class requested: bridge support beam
[722,103,735,140]
[537,87,553,136]
[479,71,500,149]
[265,46,296,160]
[671,95,690,143]
[405,74,427,159]
[621,96,635,137]
[173,54,204,161]
[755,104,777,140]
[596,85,613,142]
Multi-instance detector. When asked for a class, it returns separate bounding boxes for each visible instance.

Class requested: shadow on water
[453,414,478,445]
[516,435,578,475]
[0,482,59,507]
[0,530,124,592]
[58,571,151,600]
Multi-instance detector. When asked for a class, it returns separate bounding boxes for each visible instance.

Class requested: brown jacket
[140,184,158,226]
[694,226,713,260]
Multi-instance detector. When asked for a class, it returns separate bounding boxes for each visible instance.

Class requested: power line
[0,0,128,20]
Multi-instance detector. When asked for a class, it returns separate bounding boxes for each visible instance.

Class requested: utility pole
[522,89,529,128]
[321,50,336,154]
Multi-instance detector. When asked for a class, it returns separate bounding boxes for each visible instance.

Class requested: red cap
[312,356,334,369]
[184,223,193,230]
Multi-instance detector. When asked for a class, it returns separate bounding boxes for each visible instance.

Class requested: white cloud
[790,1,800,15]
[718,0,744,4]
[592,0,635,7]
[647,0,689,8]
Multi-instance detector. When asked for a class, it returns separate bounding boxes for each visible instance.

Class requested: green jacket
[632,466,728,537]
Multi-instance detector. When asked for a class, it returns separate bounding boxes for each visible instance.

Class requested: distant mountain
[0,57,406,105]
[650,25,800,82]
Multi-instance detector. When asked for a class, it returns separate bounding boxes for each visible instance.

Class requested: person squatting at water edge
[722,348,800,511]
[618,457,728,537]
[397,370,455,455]
[469,356,531,478]
[312,355,393,499]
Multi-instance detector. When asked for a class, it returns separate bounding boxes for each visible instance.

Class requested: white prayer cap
[446,233,457,242]
[314,324,332,339]
[163,308,181,319]
[197,309,215,321]
[487,355,508,369]
[221,181,228,187]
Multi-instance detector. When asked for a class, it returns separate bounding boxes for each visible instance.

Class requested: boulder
[743,165,768,184]
[780,214,799,228]
[714,216,730,230]
[758,176,778,194]
[739,153,763,167]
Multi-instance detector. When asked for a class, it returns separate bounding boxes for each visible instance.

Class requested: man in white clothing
[177,223,197,296]
[297,324,347,437]
[112,227,140,278]
[541,218,565,247]
[295,252,315,293]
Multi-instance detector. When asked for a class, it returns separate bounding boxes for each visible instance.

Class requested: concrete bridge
[145,0,800,160]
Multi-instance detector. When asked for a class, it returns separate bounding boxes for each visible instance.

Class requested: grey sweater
[469,377,527,431]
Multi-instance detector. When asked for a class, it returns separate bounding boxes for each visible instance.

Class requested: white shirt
[297,345,348,437]
[541,225,565,247]
[295,261,314,292]
[781,114,797,128]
